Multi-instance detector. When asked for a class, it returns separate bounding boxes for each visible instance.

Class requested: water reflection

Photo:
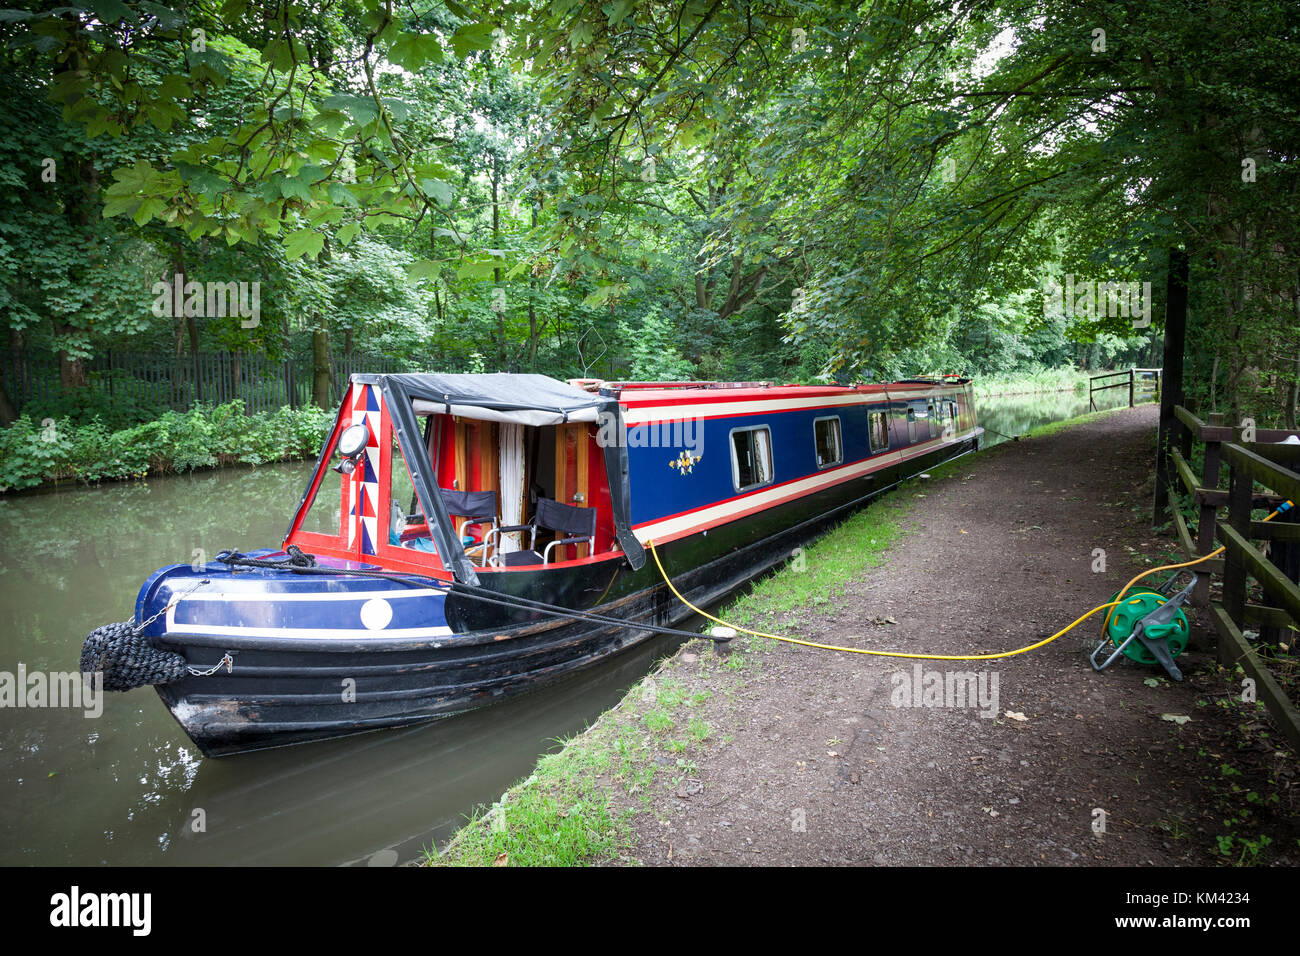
[977,384,1150,448]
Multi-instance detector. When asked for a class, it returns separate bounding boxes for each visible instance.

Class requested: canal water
[976,384,1145,449]
[0,385,1141,866]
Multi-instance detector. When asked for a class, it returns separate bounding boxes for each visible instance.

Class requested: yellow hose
[646,498,1294,662]
[647,538,1122,660]
[1098,500,1294,637]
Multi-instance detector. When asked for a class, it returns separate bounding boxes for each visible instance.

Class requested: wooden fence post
[1154,247,1189,524]
[1195,412,1224,606]
[1222,456,1252,626]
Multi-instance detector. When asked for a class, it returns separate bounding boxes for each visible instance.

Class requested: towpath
[598,405,1297,865]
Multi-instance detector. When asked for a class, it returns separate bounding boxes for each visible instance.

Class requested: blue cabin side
[622,384,975,538]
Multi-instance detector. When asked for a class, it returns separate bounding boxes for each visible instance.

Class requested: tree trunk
[1286,348,1299,431]
[1153,246,1189,524]
[492,155,505,369]
[312,324,331,409]
[0,354,16,425]
[527,203,540,368]
[52,324,88,390]
[281,312,294,409]
[186,308,201,403]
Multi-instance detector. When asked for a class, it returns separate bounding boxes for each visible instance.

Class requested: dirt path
[609,406,1298,866]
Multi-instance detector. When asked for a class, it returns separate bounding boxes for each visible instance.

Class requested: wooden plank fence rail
[1164,405,1300,750]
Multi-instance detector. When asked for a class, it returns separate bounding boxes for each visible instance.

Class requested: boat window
[300,452,344,536]
[388,432,435,552]
[869,411,888,453]
[928,399,941,438]
[907,403,926,443]
[813,416,843,468]
[730,426,773,492]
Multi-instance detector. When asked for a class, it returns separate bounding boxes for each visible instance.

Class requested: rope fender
[80,621,188,691]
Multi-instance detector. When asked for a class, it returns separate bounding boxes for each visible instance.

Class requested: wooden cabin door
[454,419,499,494]
[452,420,499,557]
[553,423,590,558]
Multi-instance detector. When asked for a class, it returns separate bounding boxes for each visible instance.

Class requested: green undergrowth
[973,367,1089,399]
[427,404,1131,866]
[0,401,334,492]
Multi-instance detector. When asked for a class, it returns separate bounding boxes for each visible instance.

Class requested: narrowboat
[81,373,982,755]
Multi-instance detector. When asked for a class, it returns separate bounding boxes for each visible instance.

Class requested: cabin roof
[591,378,970,410]
[361,372,611,425]
[353,372,970,420]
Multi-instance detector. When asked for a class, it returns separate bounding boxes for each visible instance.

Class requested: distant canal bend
[0,384,1137,865]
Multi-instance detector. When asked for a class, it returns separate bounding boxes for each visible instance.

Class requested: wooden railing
[1088,367,1161,411]
[1165,406,1300,748]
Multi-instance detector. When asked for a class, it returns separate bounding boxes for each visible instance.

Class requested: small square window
[869,411,889,453]
[814,417,843,468]
[730,426,773,492]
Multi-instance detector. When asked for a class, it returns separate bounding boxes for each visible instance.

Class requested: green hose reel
[1104,589,1190,664]
[1090,572,1197,681]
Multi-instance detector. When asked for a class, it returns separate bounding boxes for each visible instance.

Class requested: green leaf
[388,31,444,71]
[310,109,349,137]
[405,259,442,281]
[278,176,313,202]
[186,171,228,199]
[420,178,453,207]
[604,0,633,27]
[456,260,498,280]
[582,285,615,307]
[336,221,362,246]
[132,197,167,226]
[284,228,324,260]
[326,182,359,206]
[91,0,134,25]
[323,94,378,128]
[451,21,496,59]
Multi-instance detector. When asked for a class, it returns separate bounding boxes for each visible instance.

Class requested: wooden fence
[1164,406,1300,749]
[1088,367,1161,411]
[1,349,406,416]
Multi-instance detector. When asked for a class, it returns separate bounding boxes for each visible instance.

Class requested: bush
[23,372,170,431]
[0,402,336,492]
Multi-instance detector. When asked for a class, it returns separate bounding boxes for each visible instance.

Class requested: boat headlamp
[333,423,370,474]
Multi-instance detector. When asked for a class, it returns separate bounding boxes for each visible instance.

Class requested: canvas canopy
[406,373,605,426]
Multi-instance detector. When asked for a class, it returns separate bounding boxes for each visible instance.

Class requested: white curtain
[498,423,525,556]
